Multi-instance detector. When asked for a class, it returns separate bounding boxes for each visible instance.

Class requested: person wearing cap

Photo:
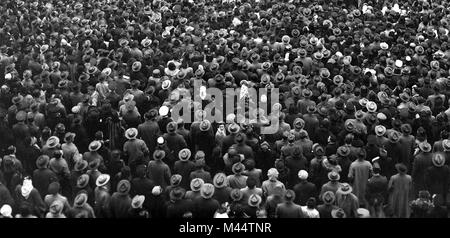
[309,144,329,189]
[424,153,450,203]
[399,124,415,171]
[348,149,373,208]
[412,142,433,197]
[388,163,413,218]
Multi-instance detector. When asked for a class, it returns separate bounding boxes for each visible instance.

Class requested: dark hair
[246,176,257,189]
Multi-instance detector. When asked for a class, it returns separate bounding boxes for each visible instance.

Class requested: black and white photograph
[0,0,449,229]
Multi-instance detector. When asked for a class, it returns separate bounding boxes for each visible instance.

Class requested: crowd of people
[0,0,450,218]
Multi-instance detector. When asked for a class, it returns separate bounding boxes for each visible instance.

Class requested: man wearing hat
[138,109,161,155]
[424,153,450,204]
[123,128,150,174]
[166,186,193,218]
[174,148,195,190]
[147,150,171,188]
[164,122,188,168]
[14,178,46,218]
[110,180,132,218]
[319,171,342,200]
[192,183,220,218]
[388,163,412,218]
[317,191,339,218]
[67,192,95,218]
[44,181,71,215]
[275,189,304,218]
[336,183,359,218]
[227,162,248,189]
[412,142,433,197]
[94,174,112,218]
[348,149,373,207]
[32,155,58,199]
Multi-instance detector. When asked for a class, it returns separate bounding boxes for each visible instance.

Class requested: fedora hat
[170,174,182,186]
[337,146,351,157]
[36,155,50,169]
[190,178,204,192]
[125,128,138,140]
[76,174,89,188]
[399,93,410,102]
[322,191,336,205]
[333,75,344,86]
[178,148,191,161]
[96,174,110,187]
[170,187,186,201]
[337,183,353,195]
[395,163,408,173]
[302,88,313,98]
[328,171,340,181]
[313,144,325,156]
[161,79,172,90]
[117,180,131,194]
[153,150,166,160]
[199,120,211,132]
[88,140,102,152]
[227,123,240,134]
[46,136,60,148]
[131,195,145,209]
[200,183,215,199]
[248,194,262,207]
[375,125,386,136]
[432,153,446,167]
[213,173,227,188]
[232,162,245,174]
[230,188,243,202]
[74,193,88,208]
[294,118,305,130]
[400,124,412,135]
[443,139,450,152]
[331,208,347,218]
[74,160,88,172]
[366,101,377,113]
[344,119,356,132]
[419,142,432,153]
[389,130,401,143]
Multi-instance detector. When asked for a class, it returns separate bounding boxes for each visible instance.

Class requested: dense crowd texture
[0,0,450,218]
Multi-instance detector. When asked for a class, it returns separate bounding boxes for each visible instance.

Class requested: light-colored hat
[95,174,110,187]
[88,140,102,152]
[248,194,262,207]
[0,204,12,217]
[366,101,377,113]
[46,136,60,148]
[375,125,386,136]
[190,178,205,192]
[178,148,191,161]
[298,170,308,180]
[200,183,215,199]
[162,80,172,90]
[159,106,169,116]
[432,153,446,167]
[267,168,279,178]
[152,186,162,196]
[131,195,145,209]
[125,128,138,139]
[337,183,353,195]
[213,173,227,188]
